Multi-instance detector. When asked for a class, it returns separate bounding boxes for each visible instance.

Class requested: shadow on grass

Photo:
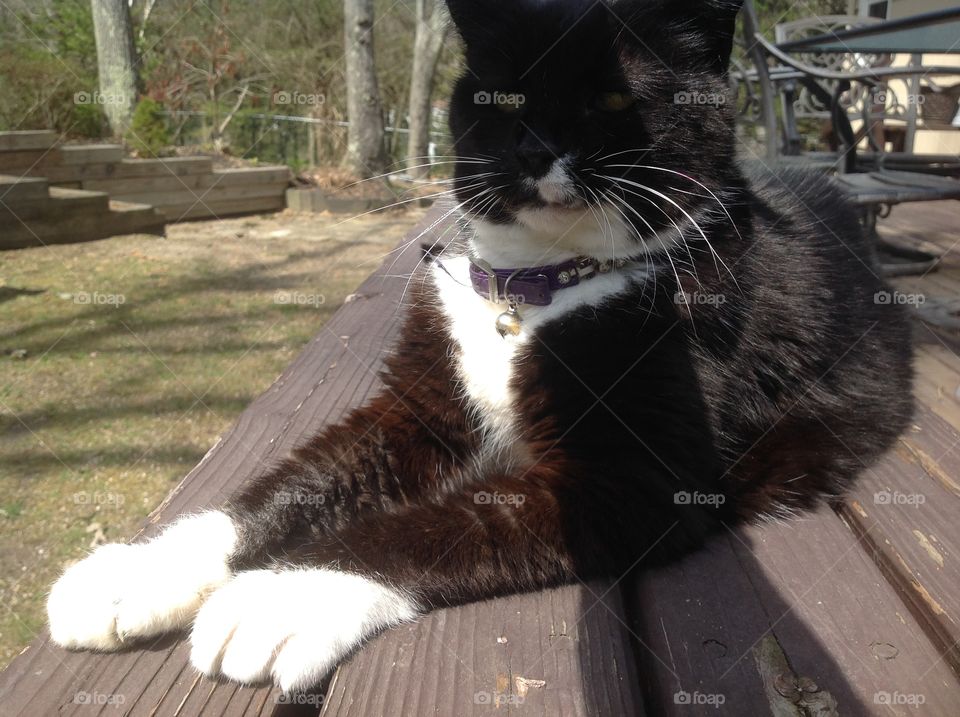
[0,394,254,438]
[1,445,209,475]
[0,287,45,304]
[0,241,365,349]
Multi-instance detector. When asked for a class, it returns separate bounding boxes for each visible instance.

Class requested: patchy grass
[0,206,426,667]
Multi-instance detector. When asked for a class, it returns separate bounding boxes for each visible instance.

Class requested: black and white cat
[47,0,913,693]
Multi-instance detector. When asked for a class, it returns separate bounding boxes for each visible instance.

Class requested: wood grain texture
[320,583,644,717]
[631,505,960,716]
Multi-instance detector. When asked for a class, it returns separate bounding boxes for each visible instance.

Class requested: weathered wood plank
[58,145,125,165]
[912,347,960,430]
[110,157,215,179]
[839,405,960,677]
[899,406,960,499]
[632,505,960,716]
[80,167,289,195]
[321,583,644,717]
[0,174,49,202]
[0,130,58,152]
[103,181,288,210]
[154,195,287,222]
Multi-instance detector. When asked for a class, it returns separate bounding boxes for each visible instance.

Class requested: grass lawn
[0,206,426,667]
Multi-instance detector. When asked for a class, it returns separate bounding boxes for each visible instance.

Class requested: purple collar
[469,256,628,307]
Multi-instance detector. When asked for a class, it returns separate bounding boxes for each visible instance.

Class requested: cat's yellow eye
[596,91,635,112]
[494,92,525,114]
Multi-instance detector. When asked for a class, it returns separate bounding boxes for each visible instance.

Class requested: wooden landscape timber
[0,130,292,248]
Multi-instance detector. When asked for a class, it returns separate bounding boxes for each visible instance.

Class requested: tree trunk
[406,0,448,179]
[90,0,139,137]
[343,0,387,179]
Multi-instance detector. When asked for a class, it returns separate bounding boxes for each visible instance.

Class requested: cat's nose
[516,145,556,177]
[516,133,560,178]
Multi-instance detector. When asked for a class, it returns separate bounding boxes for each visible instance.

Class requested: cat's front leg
[188,459,707,691]
[47,391,467,652]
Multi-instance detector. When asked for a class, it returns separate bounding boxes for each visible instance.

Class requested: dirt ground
[0,205,427,667]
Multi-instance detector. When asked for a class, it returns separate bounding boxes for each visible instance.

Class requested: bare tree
[405,0,448,179]
[90,0,139,136]
[343,0,387,178]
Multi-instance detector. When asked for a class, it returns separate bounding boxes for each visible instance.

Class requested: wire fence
[162,110,454,172]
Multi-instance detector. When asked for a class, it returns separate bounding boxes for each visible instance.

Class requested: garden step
[0,175,49,202]
[0,130,58,152]
[0,187,109,222]
[81,165,289,195]
[0,193,165,250]
[110,157,215,179]
[161,195,286,222]
[57,144,125,165]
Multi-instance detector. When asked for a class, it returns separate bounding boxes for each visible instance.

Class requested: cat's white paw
[190,568,418,692]
[47,511,237,651]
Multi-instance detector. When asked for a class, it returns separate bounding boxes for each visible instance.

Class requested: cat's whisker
[598,175,705,294]
[597,188,657,300]
[582,185,619,265]
[602,165,744,294]
[602,189,698,336]
[592,147,656,164]
[381,195,480,285]
[334,179,496,228]
[339,158,495,192]
[605,163,746,246]
[396,184,508,306]
[599,175,737,294]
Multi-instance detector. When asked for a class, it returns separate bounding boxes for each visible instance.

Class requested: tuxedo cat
[47,0,913,693]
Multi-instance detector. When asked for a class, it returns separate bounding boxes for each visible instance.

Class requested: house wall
[849,0,960,154]
[887,0,957,20]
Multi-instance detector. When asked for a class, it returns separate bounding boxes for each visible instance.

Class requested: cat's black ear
[696,0,745,74]
[444,0,502,48]
[618,0,744,75]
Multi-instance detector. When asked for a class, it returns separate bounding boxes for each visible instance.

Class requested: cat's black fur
[225,0,913,611]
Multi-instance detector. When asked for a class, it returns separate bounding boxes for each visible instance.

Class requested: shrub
[125,98,171,157]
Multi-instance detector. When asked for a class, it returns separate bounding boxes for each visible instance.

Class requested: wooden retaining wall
[0,131,291,241]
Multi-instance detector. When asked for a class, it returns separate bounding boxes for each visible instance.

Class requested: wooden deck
[1,201,960,715]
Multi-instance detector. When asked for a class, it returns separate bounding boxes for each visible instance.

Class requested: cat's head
[446,0,744,265]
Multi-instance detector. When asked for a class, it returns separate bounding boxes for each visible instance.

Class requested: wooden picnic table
[2,206,960,716]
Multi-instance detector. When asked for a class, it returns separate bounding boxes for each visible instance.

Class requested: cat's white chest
[431,255,644,452]
[432,257,526,450]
